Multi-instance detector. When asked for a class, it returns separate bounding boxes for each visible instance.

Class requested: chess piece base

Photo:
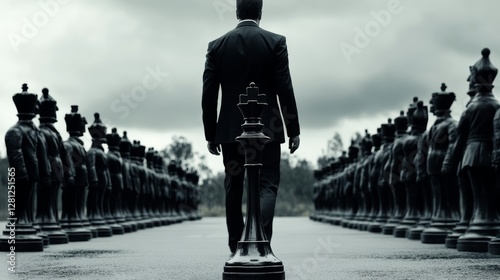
[0,235,44,252]
[488,238,500,255]
[66,228,93,242]
[457,233,493,252]
[421,227,451,244]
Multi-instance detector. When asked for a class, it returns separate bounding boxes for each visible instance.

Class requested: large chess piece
[107,128,130,233]
[341,141,360,228]
[395,100,428,238]
[223,83,284,280]
[154,154,171,225]
[60,106,93,241]
[444,82,476,248]
[383,111,409,235]
[35,88,70,244]
[454,48,500,252]
[129,140,145,229]
[489,101,500,254]
[168,160,183,223]
[421,84,460,243]
[357,131,374,230]
[369,120,395,233]
[145,148,162,227]
[119,131,138,232]
[365,129,381,231]
[86,113,113,237]
[0,84,46,251]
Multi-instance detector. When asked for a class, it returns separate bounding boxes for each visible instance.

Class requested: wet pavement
[1,217,499,279]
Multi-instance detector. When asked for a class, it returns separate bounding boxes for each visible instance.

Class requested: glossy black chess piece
[61,105,93,241]
[0,84,46,251]
[223,83,285,280]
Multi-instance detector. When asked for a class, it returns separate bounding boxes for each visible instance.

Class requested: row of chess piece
[0,84,202,252]
[310,48,500,255]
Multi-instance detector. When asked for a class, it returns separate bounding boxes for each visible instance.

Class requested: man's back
[202,21,299,145]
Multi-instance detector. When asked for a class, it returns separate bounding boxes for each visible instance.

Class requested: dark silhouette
[202,0,300,254]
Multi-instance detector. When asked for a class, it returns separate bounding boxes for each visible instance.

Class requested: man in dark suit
[202,0,300,254]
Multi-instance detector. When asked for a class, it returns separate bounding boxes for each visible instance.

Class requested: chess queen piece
[61,105,93,241]
[107,128,130,233]
[383,111,409,235]
[87,113,113,237]
[35,88,70,244]
[0,84,46,251]
[421,84,460,243]
[223,83,284,280]
[454,48,500,252]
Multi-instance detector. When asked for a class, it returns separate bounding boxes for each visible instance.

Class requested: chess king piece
[395,100,428,238]
[119,132,138,231]
[0,84,48,252]
[223,83,284,280]
[106,128,130,233]
[421,84,460,243]
[60,105,93,241]
[86,113,113,237]
[35,88,70,244]
[383,111,409,235]
[369,120,395,233]
[450,48,500,252]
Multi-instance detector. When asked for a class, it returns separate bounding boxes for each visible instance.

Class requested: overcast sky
[2,0,500,174]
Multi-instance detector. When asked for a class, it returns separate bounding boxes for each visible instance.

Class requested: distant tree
[160,135,212,181]
[317,132,344,168]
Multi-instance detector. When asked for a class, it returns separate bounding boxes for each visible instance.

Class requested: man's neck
[239,19,259,25]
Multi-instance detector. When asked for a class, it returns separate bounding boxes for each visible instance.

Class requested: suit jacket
[202,21,300,144]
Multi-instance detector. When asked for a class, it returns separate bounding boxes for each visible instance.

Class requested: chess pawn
[86,113,113,237]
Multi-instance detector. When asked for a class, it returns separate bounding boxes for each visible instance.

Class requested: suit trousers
[221,141,281,251]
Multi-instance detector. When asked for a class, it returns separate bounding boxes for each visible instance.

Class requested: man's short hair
[236,0,263,20]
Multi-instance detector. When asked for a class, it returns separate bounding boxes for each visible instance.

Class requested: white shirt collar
[239,19,259,25]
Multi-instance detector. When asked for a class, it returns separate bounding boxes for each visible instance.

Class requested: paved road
[1,217,499,279]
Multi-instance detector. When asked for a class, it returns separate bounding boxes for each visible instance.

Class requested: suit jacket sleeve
[5,128,28,182]
[275,37,300,138]
[202,41,220,142]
